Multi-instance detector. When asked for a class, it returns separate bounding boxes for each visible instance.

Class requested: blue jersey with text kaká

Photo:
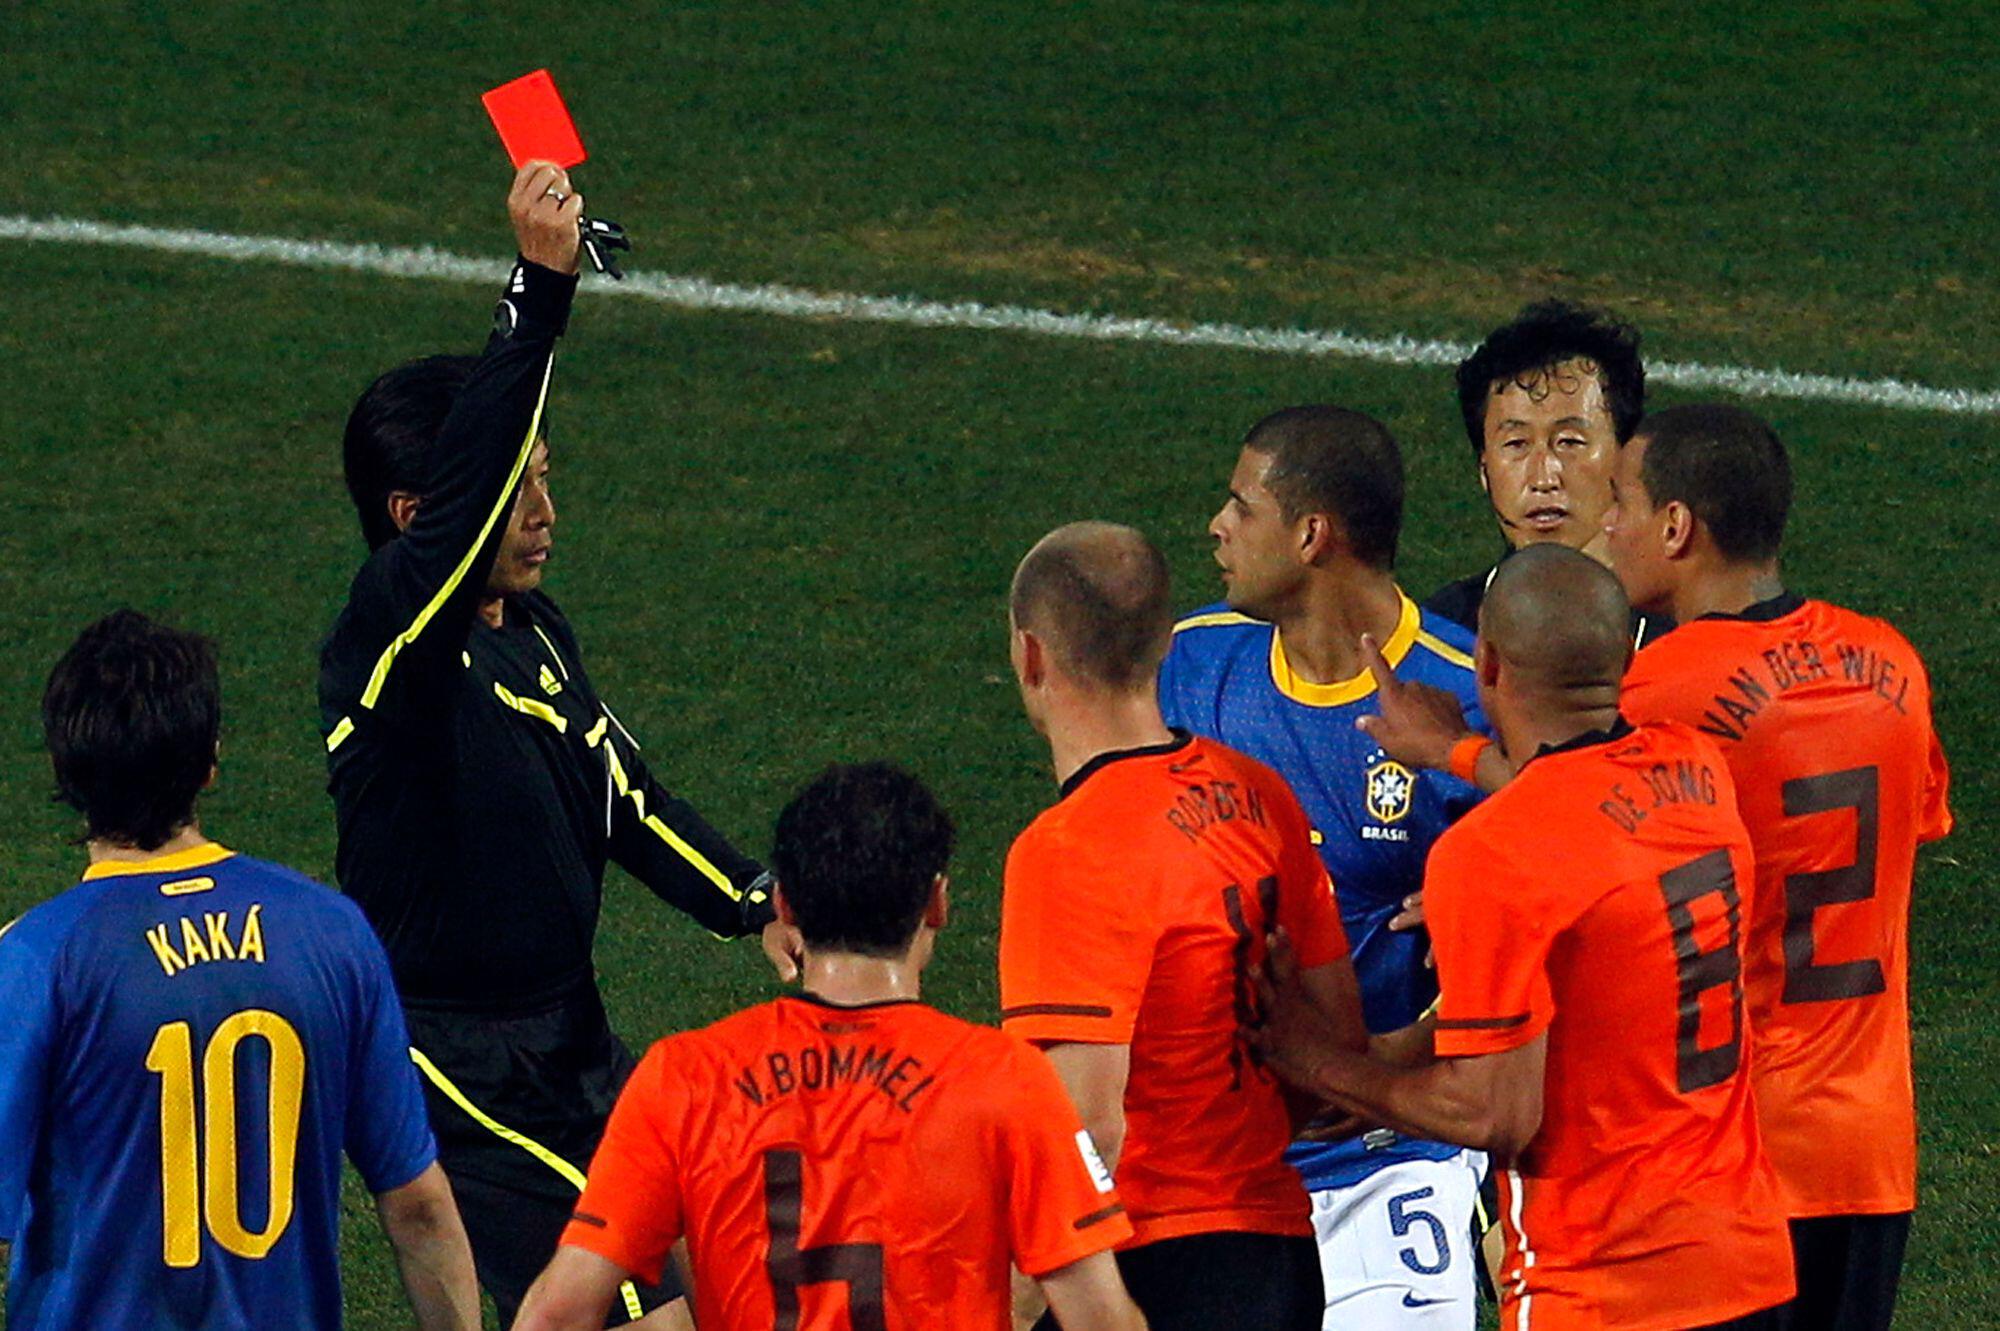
[0,845,436,1331]
[1159,593,1488,1190]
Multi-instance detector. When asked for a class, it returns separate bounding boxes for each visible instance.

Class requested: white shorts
[1310,1150,1486,1330]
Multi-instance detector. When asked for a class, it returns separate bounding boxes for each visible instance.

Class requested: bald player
[1001,522,1366,1331]
[1255,546,1795,1331]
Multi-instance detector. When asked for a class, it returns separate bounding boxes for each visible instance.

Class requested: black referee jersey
[1424,546,1674,651]
[318,257,772,1014]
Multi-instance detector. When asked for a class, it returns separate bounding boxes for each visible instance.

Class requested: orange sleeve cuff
[559,1216,661,1287]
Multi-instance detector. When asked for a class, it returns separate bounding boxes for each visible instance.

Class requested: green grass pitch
[1,4,1993,1326]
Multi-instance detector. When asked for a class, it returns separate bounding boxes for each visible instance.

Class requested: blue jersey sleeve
[0,914,61,1241]
[1157,640,1190,729]
[341,911,437,1194]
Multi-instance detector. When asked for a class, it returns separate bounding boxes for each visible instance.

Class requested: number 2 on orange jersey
[1781,766,1885,1003]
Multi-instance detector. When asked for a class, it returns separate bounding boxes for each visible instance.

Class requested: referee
[318,162,793,1329]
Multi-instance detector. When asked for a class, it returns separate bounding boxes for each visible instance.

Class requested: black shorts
[1033,1231,1321,1331]
[404,986,680,1327]
[1774,1211,1912,1331]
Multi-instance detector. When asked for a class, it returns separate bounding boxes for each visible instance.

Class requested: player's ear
[772,882,799,928]
[1016,628,1048,689]
[1298,511,1339,564]
[1474,637,1502,689]
[386,491,423,533]
[1660,499,1696,561]
[924,874,950,930]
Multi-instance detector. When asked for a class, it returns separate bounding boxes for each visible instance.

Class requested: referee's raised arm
[321,163,583,742]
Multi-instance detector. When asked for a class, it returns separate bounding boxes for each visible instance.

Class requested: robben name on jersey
[1158,594,1487,1190]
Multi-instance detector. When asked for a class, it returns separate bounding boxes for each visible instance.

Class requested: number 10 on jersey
[144,1009,306,1268]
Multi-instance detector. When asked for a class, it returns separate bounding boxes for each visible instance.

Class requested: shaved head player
[1002,522,1368,1331]
[1257,547,1796,1330]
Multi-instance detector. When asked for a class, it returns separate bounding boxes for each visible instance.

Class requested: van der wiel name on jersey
[1696,636,1911,743]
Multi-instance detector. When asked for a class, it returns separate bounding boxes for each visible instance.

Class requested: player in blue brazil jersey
[1158,407,1487,1329]
[0,611,478,1330]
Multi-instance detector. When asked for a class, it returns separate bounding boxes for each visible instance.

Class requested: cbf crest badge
[1365,759,1415,824]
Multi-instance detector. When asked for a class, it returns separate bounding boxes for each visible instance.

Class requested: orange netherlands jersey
[560,996,1131,1330]
[1622,596,1952,1217]
[999,732,1347,1248]
[1428,720,1794,1330]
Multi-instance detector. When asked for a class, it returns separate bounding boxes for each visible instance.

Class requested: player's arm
[1353,633,1515,794]
[1254,928,1543,1157]
[512,1246,632,1331]
[375,1163,481,1331]
[1037,1042,1131,1171]
[0,916,58,1278]
[1037,1251,1150,1331]
[328,164,582,728]
[596,717,794,972]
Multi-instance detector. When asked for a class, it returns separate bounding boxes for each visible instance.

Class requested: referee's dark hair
[1632,404,1793,564]
[1011,521,1175,690]
[43,610,220,852]
[772,763,956,958]
[343,355,481,550]
[1456,300,1646,456]
[1242,405,1404,570]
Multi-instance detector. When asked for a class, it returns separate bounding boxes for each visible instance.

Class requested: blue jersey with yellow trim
[0,845,435,1330]
[1158,593,1487,1189]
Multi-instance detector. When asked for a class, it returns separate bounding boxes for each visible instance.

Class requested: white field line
[8,213,1999,416]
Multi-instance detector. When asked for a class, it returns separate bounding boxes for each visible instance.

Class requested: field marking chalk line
[7,213,1997,417]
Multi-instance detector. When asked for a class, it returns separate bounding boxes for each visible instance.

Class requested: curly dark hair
[44,610,220,850]
[772,763,956,957]
[1455,301,1645,456]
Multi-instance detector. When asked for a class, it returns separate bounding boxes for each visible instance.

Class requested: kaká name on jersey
[0,846,435,1331]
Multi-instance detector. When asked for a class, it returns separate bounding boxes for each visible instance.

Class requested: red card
[482,70,587,170]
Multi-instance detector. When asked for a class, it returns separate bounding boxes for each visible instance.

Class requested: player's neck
[1668,562,1786,623]
[87,822,211,866]
[1275,569,1404,684]
[1044,690,1177,789]
[800,949,925,1006]
[1496,694,1623,766]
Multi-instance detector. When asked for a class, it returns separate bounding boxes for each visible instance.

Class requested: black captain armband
[491,257,580,340]
[741,870,778,934]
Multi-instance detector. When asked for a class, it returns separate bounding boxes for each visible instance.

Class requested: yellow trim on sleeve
[0,917,19,945]
[325,716,356,753]
[357,356,556,712]
[82,844,236,881]
[1268,592,1421,707]
[1172,610,1259,634]
[590,716,741,902]
[1414,629,1475,670]
[492,682,568,733]
[584,716,609,747]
